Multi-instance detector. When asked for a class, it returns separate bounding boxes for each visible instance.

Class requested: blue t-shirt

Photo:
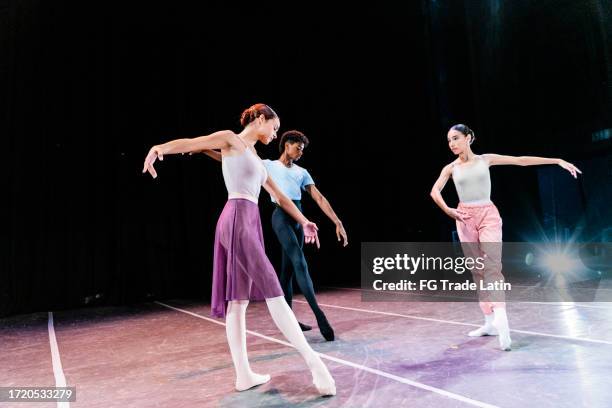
[262,159,315,202]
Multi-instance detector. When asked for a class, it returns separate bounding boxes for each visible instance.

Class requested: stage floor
[2,287,612,407]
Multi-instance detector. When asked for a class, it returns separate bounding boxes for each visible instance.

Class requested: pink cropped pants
[456,201,505,314]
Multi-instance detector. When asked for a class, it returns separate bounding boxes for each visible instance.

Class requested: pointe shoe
[299,321,313,331]
[235,373,271,391]
[492,308,512,351]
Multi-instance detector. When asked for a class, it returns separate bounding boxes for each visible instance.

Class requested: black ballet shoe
[298,321,312,331]
[318,319,335,341]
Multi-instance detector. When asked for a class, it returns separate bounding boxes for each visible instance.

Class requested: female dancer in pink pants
[142,104,335,395]
[430,124,581,350]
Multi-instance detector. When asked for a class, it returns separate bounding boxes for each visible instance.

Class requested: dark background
[3,1,611,316]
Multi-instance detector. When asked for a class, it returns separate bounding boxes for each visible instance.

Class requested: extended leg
[265,296,336,395]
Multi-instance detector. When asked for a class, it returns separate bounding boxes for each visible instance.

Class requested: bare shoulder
[217,130,243,152]
[214,130,237,142]
[479,153,497,166]
[444,160,459,174]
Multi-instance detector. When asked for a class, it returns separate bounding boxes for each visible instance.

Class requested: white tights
[225,297,336,395]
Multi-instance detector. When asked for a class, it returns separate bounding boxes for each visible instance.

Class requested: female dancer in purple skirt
[142,104,335,395]
[430,124,581,351]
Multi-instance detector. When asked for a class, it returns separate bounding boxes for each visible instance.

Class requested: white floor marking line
[294,298,612,345]
[155,301,499,408]
[48,312,70,408]
[521,301,612,309]
[324,286,612,309]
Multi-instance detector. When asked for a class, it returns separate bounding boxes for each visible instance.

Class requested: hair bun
[450,123,476,145]
[239,108,254,127]
[239,104,279,128]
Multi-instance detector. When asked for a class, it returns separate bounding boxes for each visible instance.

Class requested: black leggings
[271,201,328,324]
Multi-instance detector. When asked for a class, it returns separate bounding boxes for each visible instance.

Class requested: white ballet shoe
[235,372,271,391]
[468,314,498,337]
[492,308,512,351]
[468,325,499,337]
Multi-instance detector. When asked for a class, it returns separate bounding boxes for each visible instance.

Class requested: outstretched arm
[430,164,471,223]
[143,131,232,178]
[482,154,582,178]
[263,177,320,248]
[305,184,348,246]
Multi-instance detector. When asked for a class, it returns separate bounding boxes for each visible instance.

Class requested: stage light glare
[542,252,580,274]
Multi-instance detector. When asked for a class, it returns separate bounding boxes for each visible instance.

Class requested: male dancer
[264,130,348,341]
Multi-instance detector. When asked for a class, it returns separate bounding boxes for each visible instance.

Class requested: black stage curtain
[3,2,368,316]
[4,1,611,316]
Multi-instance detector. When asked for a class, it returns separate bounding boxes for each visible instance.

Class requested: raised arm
[430,164,471,223]
[263,177,320,248]
[305,184,348,246]
[143,130,233,178]
[482,154,582,178]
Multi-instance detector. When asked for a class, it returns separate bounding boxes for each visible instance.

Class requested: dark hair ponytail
[450,124,476,145]
[239,103,278,127]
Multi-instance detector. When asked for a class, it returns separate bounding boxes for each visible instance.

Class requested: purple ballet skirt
[211,198,284,318]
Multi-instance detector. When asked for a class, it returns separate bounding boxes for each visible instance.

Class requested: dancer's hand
[558,159,582,179]
[302,221,320,249]
[143,146,164,178]
[336,222,348,247]
[446,208,471,223]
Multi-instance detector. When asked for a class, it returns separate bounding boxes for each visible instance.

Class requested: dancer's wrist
[156,144,168,155]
